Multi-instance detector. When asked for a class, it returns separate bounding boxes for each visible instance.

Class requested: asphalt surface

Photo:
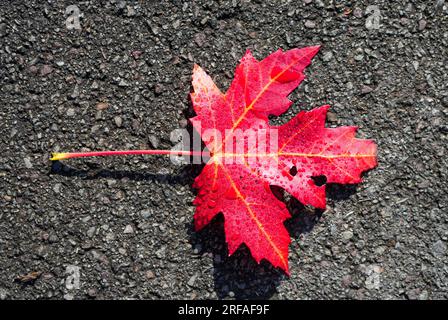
[0,0,447,300]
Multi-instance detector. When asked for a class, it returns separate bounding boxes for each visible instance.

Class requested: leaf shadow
[326,183,358,201]
[49,159,202,186]
[187,215,285,300]
[187,181,359,300]
[187,197,327,300]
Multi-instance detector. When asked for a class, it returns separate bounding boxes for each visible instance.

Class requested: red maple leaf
[51,46,377,274]
[189,47,377,272]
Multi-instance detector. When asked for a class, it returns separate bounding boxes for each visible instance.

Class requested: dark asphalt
[0,0,447,299]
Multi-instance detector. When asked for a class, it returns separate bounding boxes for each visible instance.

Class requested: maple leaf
[189,47,377,272]
[50,46,377,274]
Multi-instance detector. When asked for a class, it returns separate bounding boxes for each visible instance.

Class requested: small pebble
[87,288,97,297]
[0,288,8,300]
[53,183,61,193]
[418,20,427,31]
[148,135,159,148]
[87,227,96,238]
[194,33,206,47]
[40,65,53,76]
[118,79,128,87]
[24,157,33,169]
[304,20,316,29]
[114,116,123,127]
[353,7,363,18]
[342,230,353,241]
[96,102,109,110]
[187,274,198,287]
[127,5,135,16]
[322,51,333,62]
[432,240,446,257]
[361,85,374,94]
[63,293,74,300]
[140,209,152,219]
[70,84,79,99]
[91,81,99,90]
[131,50,143,59]
[326,111,337,122]
[123,225,134,234]
[66,108,75,117]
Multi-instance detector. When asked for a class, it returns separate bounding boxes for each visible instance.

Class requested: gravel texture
[0,0,447,300]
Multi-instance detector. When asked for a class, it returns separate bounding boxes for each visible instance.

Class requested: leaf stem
[50,150,209,161]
